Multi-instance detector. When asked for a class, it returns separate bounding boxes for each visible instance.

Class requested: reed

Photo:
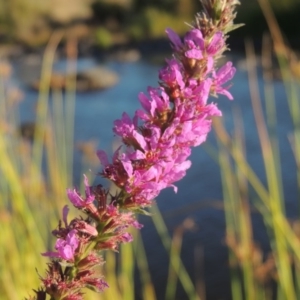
[211,0,300,298]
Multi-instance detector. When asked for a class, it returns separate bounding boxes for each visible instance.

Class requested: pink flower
[183,29,205,59]
[121,232,133,243]
[113,112,139,143]
[97,148,127,183]
[159,159,192,184]
[165,28,183,51]
[42,229,79,261]
[74,220,98,237]
[67,175,95,208]
[55,230,79,260]
[97,149,110,167]
[185,78,212,107]
[212,61,236,100]
[159,59,185,89]
[136,87,171,123]
[84,278,109,292]
[207,32,225,56]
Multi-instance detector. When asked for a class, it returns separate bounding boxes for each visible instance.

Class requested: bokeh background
[1,0,300,300]
[0,0,299,49]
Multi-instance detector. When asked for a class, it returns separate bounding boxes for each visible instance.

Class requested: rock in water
[30,66,119,92]
[76,67,119,92]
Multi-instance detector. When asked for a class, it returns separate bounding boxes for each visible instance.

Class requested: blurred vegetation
[94,26,113,49]
[0,0,299,49]
[2,0,300,299]
[234,0,300,42]
[0,0,92,46]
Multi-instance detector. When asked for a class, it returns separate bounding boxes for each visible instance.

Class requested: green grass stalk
[150,204,200,300]
[246,38,295,299]
[165,225,184,300]
[134,230,157,300]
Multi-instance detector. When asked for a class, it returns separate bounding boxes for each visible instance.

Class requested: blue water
[14,54,299,299]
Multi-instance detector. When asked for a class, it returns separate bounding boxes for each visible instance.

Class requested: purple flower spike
[33,2,239,297]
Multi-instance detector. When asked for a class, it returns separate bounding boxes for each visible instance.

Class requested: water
[13,54,299,299]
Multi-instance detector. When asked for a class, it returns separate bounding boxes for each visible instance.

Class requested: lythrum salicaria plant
[27,1,242,299]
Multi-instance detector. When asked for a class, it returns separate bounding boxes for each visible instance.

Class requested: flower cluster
[97,28,235,211]
[28,1,241,299]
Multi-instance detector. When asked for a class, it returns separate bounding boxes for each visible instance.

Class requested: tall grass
[0,32,77,298]
[211,0,300,298]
